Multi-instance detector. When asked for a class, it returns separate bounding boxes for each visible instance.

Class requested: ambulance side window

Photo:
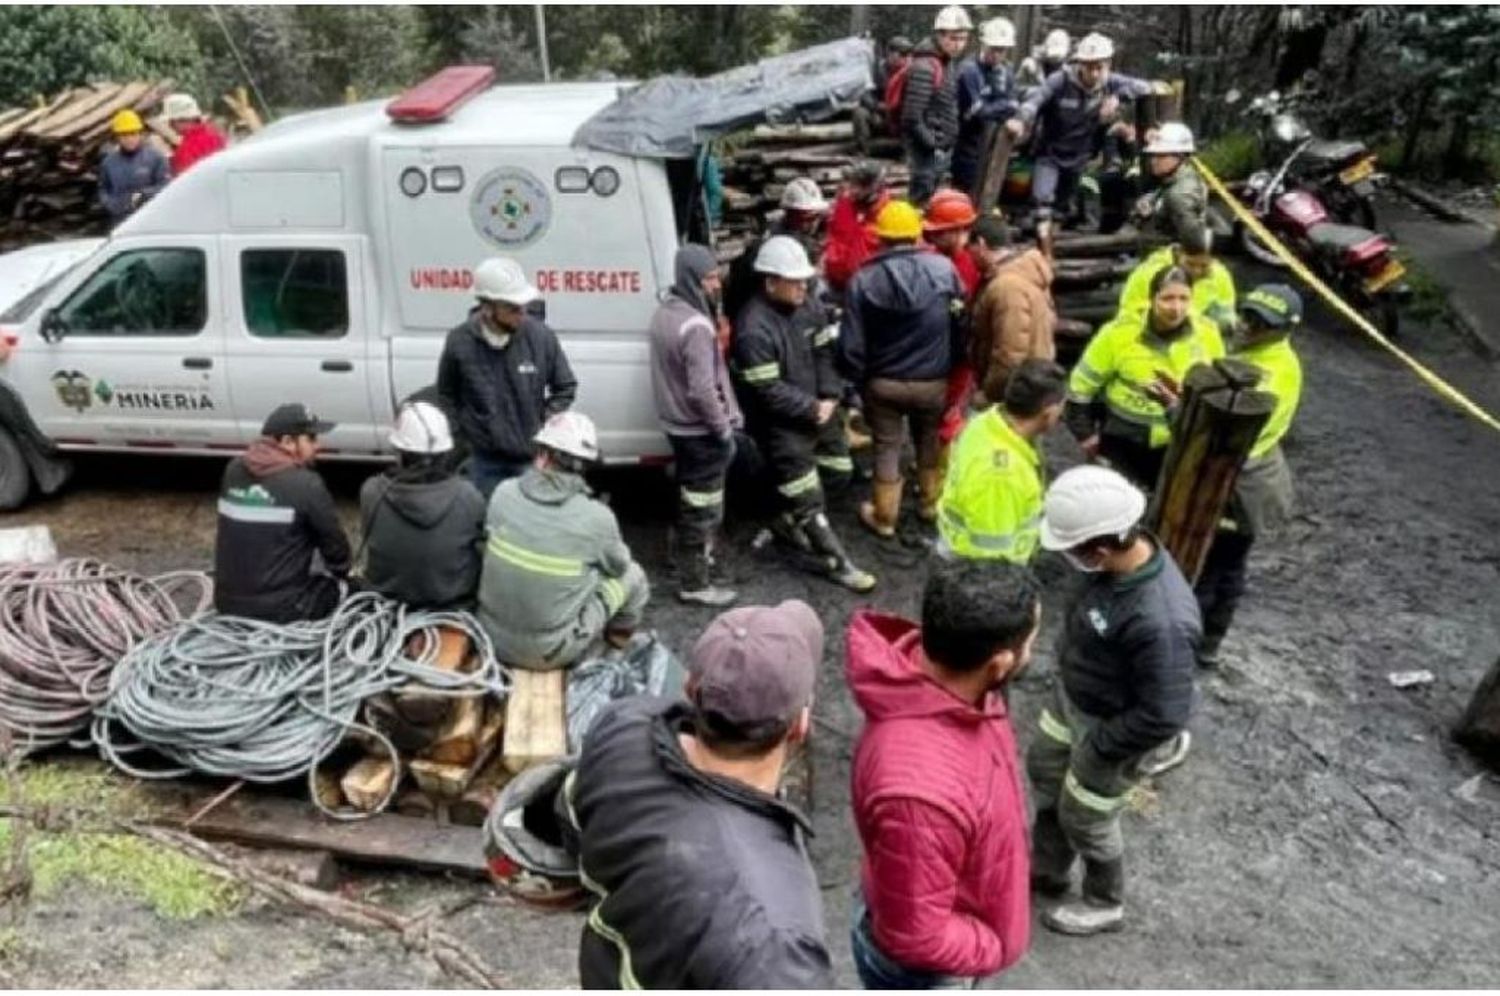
[241,249,349,339]
[56,249,207,336]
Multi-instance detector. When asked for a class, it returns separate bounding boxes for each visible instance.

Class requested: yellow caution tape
[1193,157,1500,435]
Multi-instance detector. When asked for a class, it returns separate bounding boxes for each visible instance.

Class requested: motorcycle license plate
[1364,258,1406,294]
[1340,156,1377,185]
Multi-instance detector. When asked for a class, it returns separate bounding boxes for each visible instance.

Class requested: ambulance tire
[0,423,32,511]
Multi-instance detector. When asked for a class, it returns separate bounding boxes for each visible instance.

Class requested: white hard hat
[1042,29,1071,61]
[389,401,453,455]
[979,18,1016,49]
[533,410,599,463]
[753,235,817,280]
[1074,32,1116,63]
[1039,465,1146,551]
[474,257,539,306]
[780,177,829,213]
[162,93,202,120]
[1144,121,1196,155]
[933,5,974,32]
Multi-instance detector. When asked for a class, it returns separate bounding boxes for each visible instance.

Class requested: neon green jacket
[1233,336,1302,458]
[1118,247,1238,332]
[1067,312,1225,448]
[937,407,1044,562]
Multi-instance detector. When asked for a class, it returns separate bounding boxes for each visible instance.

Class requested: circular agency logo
[469,167,551,249]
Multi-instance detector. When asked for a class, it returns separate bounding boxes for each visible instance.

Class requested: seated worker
[1066,264,1225,489]
[477,411,650,669]
[359,402,486,611]
[214,403,350,622]
[937,359,1067,562]
[1117,225,1236,333]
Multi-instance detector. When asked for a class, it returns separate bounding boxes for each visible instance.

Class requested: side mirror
[39,309,67,343]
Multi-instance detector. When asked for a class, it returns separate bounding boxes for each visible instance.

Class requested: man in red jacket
[823,161,892,296]
[847,558,1041,988]
[164,93,227,176]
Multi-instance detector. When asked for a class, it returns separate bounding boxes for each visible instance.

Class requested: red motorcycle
[1231,175,1409,337]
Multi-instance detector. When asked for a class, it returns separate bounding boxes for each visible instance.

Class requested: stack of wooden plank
[322,627,568,827]
[0,80,178,252]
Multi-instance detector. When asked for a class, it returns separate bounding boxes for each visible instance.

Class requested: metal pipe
[534,4,552,82]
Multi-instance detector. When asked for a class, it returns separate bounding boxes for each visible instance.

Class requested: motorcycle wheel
[1368,295,1400,339]
[1327,186,1379,231]
[1238,219,1291,269]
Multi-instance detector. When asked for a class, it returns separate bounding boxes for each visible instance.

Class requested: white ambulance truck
[0,43,873,510]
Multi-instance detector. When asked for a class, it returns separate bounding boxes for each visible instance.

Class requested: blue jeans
[468,452,530,502]
[850,894,978,990]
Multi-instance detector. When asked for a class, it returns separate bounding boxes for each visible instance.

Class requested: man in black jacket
[437,256,578,500]
[733,236,874,593]
[359,401,485,610]
[565,600,833,989]
[900,5,972,205]
[214,403,351,622]
[1027,465,1200,937]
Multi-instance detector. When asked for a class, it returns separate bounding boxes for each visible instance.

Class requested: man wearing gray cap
[564,601,833,989]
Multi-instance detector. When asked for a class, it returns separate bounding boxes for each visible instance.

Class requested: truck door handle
[321,360,354,372]
[182,356,213,370]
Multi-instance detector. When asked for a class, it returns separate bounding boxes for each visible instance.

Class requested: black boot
[677,544,737,607]
[1043,857,1126,936]
[1030,807,1076,896]
[802,512,876,593]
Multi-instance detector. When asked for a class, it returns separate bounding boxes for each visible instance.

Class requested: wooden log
[423,693,503,766]
[341,755,399,812]
[409,758,474,801]
[502,668,567,774]
[749,121,854,144]
[33,83,145,141]
[1052,230,1148,258]
[312,768,344,812]
[1455,656,1500,772]
[448,751,515,827]
[1147,360,1275,584]
[974,124,1015,216]
[392,627,474,725]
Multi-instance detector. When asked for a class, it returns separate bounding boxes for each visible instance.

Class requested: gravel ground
[3,238,1499,988]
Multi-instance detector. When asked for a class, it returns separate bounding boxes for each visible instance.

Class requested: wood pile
[322,627,567,826]
[0,80,183,252]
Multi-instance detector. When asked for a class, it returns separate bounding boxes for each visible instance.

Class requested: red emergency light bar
[386,65,496,124]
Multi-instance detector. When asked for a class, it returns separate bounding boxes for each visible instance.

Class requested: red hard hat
[923,189,979,232]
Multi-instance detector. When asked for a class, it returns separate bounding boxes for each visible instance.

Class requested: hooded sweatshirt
[359,469,486,610]
[649,246,744,437]
[476,466,637,666]
[214,439,351,622]
[847,611,1030,979]
[838,244,964,385]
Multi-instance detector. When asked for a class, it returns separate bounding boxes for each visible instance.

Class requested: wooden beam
[503,669,567,774]
[974,124,1014,216]
[140,782,488,878]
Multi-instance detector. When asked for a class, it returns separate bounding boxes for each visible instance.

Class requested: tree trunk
[1274,23,1329,90]
[1400,85,1435,173]
[1444,115,1473,180]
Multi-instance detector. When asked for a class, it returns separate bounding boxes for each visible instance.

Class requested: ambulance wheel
[0,424,32,511]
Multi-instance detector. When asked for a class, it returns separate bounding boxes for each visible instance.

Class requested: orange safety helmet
[923,189,979,232]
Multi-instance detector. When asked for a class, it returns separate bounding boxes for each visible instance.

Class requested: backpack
[882,54,944,135]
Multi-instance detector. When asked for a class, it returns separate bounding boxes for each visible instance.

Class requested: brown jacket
[971,249,1057,404]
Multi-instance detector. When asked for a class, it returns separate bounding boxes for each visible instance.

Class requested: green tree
[0,5,204,107]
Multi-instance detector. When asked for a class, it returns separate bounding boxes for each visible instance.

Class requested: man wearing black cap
[213,402,351,622]
[564,601,833,989]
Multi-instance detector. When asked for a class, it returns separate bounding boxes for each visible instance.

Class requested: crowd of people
[200,9,1309,986]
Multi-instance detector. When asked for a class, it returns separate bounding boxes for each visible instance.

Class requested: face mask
[1063,549,1104,573]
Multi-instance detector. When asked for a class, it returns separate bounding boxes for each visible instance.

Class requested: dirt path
[4,237,1500,987]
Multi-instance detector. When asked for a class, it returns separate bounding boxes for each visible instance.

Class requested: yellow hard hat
[112,109,144,135]
[874,200,923,241]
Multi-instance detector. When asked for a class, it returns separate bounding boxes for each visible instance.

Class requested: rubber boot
[1030,807,1076,897]
[769,512,813,553]
[858,479,903,539]
[917,467,944,524]
[1043,857,1126,936]
[804,512,877,593]
[677,545,737,608]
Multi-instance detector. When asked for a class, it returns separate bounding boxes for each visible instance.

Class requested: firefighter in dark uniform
[732,235,876,593]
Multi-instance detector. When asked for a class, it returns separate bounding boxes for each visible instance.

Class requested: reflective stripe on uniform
[816,454,854,473]
[940,505,1023,554]
[217,498,295,524]
[1038,708,1073,745]
[778,468,822,498]
[600,576,627,614]
[587,906,643,989]
[740,362,781,384]
[1064,768,1127,813]
[680,486,724,509]
[811,325,837,348]
[487,535,585,577]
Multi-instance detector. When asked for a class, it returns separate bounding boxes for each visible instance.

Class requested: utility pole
[1015,4,1038,56]
[534,4,551,82]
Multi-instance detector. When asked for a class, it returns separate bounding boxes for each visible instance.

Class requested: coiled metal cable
[92,591,509,819]
[0,558,212,754]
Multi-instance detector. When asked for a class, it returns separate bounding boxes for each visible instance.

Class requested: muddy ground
[4,213,1500,988]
